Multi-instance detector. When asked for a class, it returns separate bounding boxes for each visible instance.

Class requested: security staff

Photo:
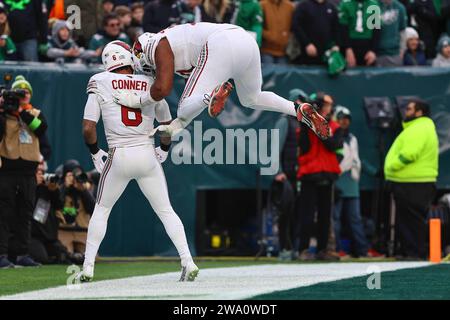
[384,99,439,259]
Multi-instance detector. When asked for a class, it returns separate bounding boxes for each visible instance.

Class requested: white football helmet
[132,32,156,77]
[102,40,134,72]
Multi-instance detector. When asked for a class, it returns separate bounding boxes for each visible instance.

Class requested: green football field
[1,258,449,300]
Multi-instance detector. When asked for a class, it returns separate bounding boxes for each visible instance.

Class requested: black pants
[391,182,436,259]
[0,174,36,257]
[296,180,333,252]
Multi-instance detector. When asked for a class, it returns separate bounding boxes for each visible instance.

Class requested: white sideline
[1,262,430,300]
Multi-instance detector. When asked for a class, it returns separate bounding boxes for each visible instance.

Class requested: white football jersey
[83,71,172,148]
[144,22,240,78]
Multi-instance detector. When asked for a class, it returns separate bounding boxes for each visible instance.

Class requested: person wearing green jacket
[384,99,439,260]
[233,0,263,47]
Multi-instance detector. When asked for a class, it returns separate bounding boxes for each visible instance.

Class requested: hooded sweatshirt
[432,53,450,66]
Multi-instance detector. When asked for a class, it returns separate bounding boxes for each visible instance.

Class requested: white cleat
[179,262,199,282]
[73,264,94,284]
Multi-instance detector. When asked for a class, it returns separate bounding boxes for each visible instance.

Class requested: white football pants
[83,144,193,269]
[176,27,297,128]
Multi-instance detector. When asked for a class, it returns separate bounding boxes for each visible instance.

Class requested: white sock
[245,91,297,117]
[177,94,209,127]
[83,203,111,269]
[155,207,193,266]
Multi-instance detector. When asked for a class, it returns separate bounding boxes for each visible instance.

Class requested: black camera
[1,88,27,113]
[73,167,88,184]
[44,173,60,184]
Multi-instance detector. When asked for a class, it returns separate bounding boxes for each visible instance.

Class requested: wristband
[28,117,42,131]
[160,143,171,152]
[86,141,100,154]
[140,90,156,106]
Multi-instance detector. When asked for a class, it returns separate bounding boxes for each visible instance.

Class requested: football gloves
[91,149,108,173]
[113,90,144,109]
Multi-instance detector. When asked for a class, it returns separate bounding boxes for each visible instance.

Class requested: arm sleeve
[19,110,48,137]
[47,47,66,59]
[252,4,264,47]
[83,94,101,123]
[292,4,311,47]
[155,99,172,123]
[323,127,344,151]
[387,128,425,172]
[35,0,49,44]
[298,123,311,154]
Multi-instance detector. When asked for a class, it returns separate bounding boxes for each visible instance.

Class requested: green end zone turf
[250,264,450,300]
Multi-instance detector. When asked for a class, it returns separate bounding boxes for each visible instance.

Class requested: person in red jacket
[295,92,344,261]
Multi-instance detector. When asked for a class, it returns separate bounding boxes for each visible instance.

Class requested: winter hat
[11,75,33,96]
[52,19,71,40]
[335,105,352,120]
[436,34,450,54]
[0,2,7,14]
[405,27,419,41]
[289,88,309,102]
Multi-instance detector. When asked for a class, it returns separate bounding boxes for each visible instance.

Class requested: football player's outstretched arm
[151,38,175,101]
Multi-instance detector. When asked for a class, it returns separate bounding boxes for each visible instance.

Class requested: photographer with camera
[30,164,73,264]
[0,75,48,268]
[58,160,95,257]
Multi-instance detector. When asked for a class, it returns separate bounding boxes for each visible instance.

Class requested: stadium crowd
[0,0,449,67]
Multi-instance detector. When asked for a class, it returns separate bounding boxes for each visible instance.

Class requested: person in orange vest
[295,92,344,261]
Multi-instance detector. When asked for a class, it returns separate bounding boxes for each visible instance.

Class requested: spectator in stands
[143,0,177,33]
[260,0,294,64]
[385,99,438,260]
[127,2,145,42]
[115,5,133,32]
[376,0,407,66]
[405,0,440,58]
[296,92,343,261]
[170,0,202,25]
[58,160,95,257]
[63,0,103,49]
[89,13,131,63]
[403,27,427,65]
[0,3,16,61]
[332,106,370,258]
[338,0,381,67]
[0,75,48,268]
[432,34,450,66]
[234,0,263,47]
[292,0,339,65]
[199,0,235,23]
[131,2,145,26]
[102,0,116,15]
[47,20,97,63]
[2,0,48,61]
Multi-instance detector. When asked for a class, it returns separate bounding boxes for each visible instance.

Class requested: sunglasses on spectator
[107,23,120,27]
